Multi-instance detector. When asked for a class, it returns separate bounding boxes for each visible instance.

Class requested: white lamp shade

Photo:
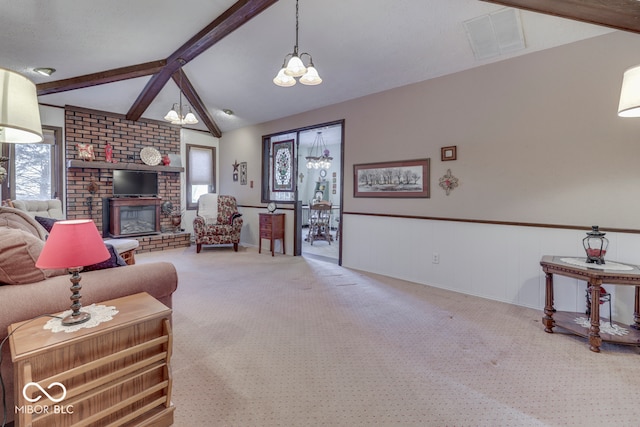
[184,112,198,124]
[273,68,296,87]
[284,56,307,77]
[164,108,179,122]
[618,65,640,117]
[299,66,322,86]
[0,68,43,143]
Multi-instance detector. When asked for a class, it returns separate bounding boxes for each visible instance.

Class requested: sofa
[0,207,178,424]
[6,199,140,265]
[193,194,243,252]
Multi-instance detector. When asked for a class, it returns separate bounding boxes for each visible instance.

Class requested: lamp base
[61,311,91,326]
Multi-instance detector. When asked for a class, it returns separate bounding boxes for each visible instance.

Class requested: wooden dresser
[9,292,174,427]
[259,213,285,256]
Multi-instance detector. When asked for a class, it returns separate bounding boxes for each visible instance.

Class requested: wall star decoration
[439,169,459,196]
[232,160,240,182]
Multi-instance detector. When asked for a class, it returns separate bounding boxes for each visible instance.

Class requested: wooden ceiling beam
[481,0,640,34]
[173,69,222,138]
[168,0,279,65]
[126,0,278,122]
[36,60,166,96]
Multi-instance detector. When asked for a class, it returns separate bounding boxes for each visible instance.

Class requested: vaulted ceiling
[1,0,632,137]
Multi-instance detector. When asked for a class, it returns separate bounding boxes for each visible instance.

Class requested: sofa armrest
[0,262,177,342]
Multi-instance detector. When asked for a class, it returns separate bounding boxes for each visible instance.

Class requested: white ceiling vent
[464,8,526,60]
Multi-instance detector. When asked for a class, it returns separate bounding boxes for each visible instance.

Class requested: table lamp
[36,219,110,326]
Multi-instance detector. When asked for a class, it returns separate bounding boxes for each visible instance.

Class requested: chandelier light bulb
[273,67,296,87]
[184,110,198,124]
[300,65,322,86]
[164,105,179,122]
[285,55,307,77]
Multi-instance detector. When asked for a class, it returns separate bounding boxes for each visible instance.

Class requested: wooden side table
[540,255,640,353]
[259,213,285,256]
[9,292,174,427]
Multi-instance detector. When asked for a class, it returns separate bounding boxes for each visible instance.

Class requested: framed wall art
[441,145,457,161]
[354,158,430,198]
[272,139,294,192]
[240,162,247,185]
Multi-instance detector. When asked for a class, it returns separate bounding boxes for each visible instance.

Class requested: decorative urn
[583,225,609,265]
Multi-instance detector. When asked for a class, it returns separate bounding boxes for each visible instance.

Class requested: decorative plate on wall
[140,147,161,166]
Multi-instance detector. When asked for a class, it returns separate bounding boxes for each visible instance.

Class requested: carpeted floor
[137,245,640,427]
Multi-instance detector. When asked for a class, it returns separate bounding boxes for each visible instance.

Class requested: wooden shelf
[67,160,184,173]
[552,311,640,346]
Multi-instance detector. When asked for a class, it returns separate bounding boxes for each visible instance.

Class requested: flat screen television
[112,170,158,197]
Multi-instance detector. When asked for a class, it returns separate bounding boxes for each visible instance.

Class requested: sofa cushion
[0,207,49,240]
[35,215,58,233]
[0,227,66,285]
[83,243,127,272]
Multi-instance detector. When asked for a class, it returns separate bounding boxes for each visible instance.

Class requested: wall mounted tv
[112,170,158,197]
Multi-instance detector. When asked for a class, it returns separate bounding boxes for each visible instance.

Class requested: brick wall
[64,106,183,238]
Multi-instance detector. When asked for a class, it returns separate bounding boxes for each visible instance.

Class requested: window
[186,144,215,210]
[1,126,63,202]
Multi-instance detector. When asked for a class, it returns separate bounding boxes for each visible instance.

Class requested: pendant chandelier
[273,0,322,87]
[164,65,198,125]
[305,131,332,169]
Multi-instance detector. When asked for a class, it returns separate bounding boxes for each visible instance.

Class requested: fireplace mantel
[67,160,184,173]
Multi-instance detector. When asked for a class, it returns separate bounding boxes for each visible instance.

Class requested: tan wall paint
[221,31,640,230]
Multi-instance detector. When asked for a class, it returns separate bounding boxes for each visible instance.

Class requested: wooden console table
[540,255,640,353]
[9,292,174,426]
[259,213,285,256]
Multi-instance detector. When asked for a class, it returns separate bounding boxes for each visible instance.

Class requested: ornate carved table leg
[588,280,602,353]
[632,286,640,330]
[543,272,556,333]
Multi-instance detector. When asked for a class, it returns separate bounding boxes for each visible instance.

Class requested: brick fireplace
[64,106,189,252]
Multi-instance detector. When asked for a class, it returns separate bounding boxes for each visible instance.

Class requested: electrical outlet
[432,253,440,264]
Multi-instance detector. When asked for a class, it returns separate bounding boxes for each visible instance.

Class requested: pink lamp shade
[36,219,110,269]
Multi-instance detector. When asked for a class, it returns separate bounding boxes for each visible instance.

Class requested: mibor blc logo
[15,382,74,415]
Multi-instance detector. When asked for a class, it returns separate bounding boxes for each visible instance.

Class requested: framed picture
[354,158,430,198]
[441,146,457,161]
[240,162,247,185]
[272,139,294,192]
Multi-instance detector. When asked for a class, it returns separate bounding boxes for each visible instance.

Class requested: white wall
[342,215,640,324]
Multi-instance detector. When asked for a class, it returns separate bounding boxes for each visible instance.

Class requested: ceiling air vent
[464,8,525,60]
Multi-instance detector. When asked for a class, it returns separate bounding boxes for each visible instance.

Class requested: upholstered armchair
[193,194,243,253]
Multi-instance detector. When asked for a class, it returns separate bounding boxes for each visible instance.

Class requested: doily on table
[560,258,634,271]
[44,304,119,333]
[573,317,629,336]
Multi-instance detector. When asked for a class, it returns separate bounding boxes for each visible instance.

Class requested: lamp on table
[36,219,110,326]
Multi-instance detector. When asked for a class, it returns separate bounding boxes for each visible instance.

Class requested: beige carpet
[137,245,640,427]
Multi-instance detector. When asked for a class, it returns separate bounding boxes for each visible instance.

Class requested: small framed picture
[441,146,457,161]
